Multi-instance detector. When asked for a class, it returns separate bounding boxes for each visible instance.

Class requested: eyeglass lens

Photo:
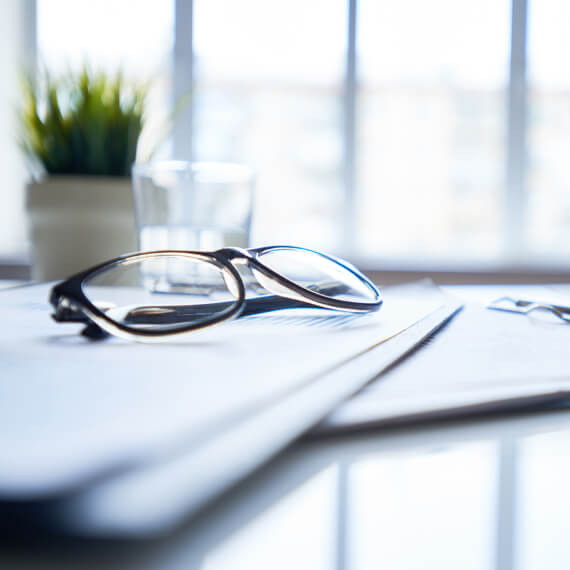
[254,247,378,303]
[82,254,241,332]
[80,248,377,334]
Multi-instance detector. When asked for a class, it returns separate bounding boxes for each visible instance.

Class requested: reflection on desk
[2,409,570,570]
[197,412,570,570]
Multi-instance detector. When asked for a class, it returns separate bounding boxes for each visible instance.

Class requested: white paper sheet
[0,281,452,499]
[317,284,570,434]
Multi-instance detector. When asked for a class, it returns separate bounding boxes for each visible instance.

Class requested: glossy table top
[2,284,569,569]
[2,406,570,570]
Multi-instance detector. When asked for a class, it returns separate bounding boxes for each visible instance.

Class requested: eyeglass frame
[49,245,383,341]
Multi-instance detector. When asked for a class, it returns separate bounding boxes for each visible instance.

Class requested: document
[316,284,570,435]
[0,280,460,535]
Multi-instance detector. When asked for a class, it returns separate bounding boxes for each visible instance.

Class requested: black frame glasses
[50,245,382,342]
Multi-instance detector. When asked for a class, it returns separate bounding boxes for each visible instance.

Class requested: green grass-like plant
[20,67,148,177]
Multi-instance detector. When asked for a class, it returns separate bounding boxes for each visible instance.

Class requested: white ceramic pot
[26,176,137,282]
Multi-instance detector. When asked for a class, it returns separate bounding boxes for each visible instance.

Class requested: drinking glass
[132,161,254,253]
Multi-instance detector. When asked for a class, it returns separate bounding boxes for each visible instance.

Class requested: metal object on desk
[488,296,570,323]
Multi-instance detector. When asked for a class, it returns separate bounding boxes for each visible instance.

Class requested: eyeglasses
[488,296,570,323]
[49,245,382,342]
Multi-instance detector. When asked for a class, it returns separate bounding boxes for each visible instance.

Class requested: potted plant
[20,67,148,281]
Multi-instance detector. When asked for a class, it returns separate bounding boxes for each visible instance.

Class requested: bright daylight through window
[2,0,568,273]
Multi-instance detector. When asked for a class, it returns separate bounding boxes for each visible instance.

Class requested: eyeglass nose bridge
[215,246,254,263]
[214,246,308,303]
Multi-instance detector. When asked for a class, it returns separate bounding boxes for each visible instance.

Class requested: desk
[1,285,569,569]
[3,409,570,569]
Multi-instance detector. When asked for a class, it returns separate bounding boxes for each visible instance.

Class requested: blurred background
[1,0,569,281]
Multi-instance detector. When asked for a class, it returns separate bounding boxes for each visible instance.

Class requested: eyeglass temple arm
[54,281,355,340]
[121,281,354,328]
[122,295,321,326]
[57,294,324,341]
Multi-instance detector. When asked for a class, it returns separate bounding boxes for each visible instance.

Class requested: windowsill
[1,256,569,287]
[358,259,570,286]
[363,267,570,286]
[0,258,30,281]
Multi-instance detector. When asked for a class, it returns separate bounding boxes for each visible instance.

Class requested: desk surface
[2,284,570,570]
[3,407,570,570]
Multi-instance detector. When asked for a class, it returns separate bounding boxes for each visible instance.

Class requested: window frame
[175,0,534,265]
[3,0,569,284]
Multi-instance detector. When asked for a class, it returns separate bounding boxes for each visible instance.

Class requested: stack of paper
[0,281,460,536]
[317,284,570,435]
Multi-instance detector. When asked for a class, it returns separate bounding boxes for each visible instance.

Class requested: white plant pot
[26,176,137,282]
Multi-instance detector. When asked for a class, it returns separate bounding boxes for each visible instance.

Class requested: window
[3,0,569,273]
[0,2,32,259]
[192,0,346,251]
[356,0,510,264]
[526,0,570,262]
[37,0,174,162]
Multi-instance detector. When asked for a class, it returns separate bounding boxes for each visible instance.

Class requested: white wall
[0,0,35,259]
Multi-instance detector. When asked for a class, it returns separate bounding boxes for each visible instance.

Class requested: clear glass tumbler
[132,161,255,253]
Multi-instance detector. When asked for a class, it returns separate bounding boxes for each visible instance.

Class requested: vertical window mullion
[23,0,37,71]
[343,0,357,256]
[506,0,528,261]
[173,0,194,160]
